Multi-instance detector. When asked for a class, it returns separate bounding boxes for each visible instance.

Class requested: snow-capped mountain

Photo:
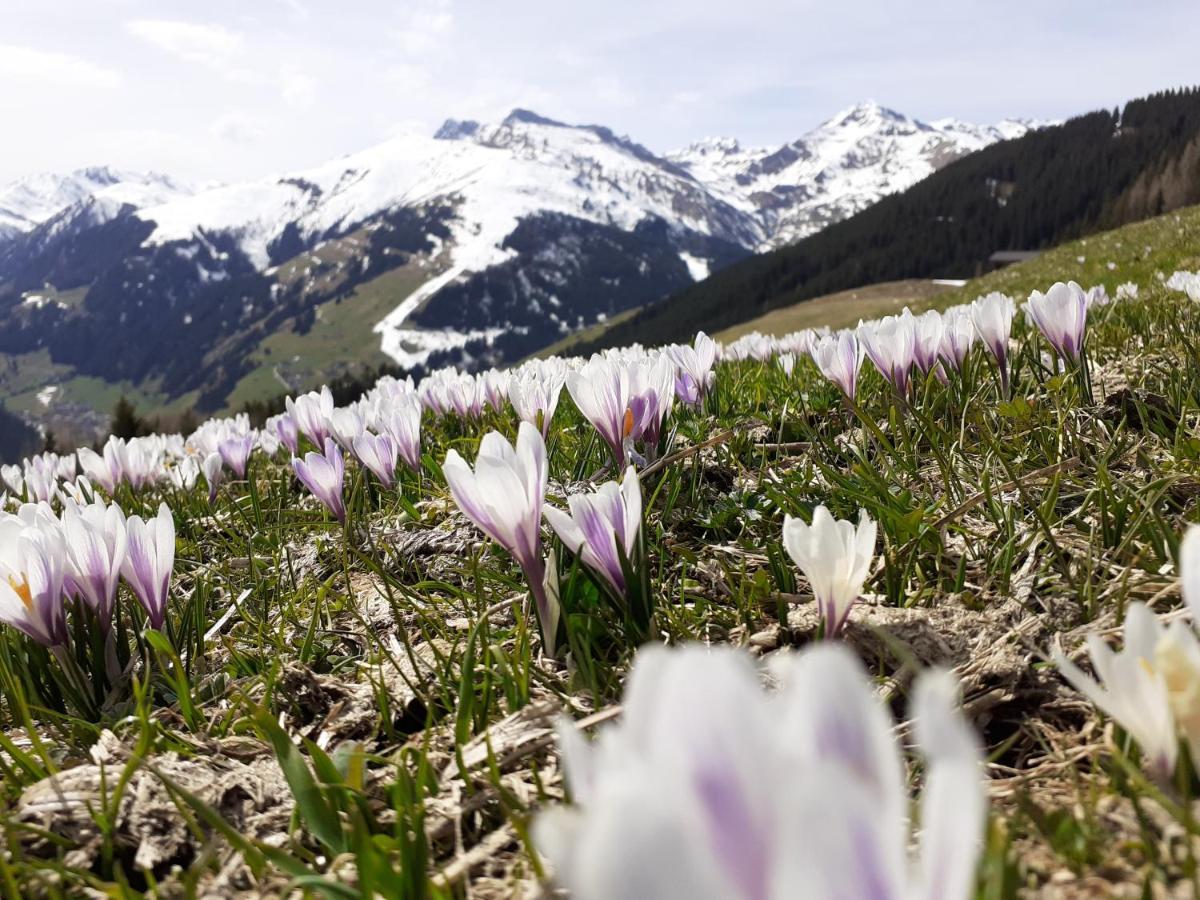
[668,101,1044,246]
[0,102,1037,415]
[0,167,190,238]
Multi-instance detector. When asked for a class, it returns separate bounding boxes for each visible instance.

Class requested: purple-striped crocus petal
[120,503,175,630]
[292,439,346,524]
[352,431,398,490]
[218,434,254,478]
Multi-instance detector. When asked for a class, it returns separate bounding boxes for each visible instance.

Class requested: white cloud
[127,20,243,70]
[278,65,318,109]
[211,113,265,145]
[392,1,454,56]
[0,45,121,89]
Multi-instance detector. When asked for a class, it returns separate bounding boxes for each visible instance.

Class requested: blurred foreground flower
[535,642,984,900]
[1053,524,1200,780]
[783,505,876,638]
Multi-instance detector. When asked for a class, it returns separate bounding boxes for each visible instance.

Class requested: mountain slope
[0,104,1031,422]
[578,87,1200,353]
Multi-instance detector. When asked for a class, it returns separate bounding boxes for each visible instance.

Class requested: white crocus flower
[1053,525,1200,780]
[782,505,877,638]
[535,642,985,900]
[1052,603,1178,779]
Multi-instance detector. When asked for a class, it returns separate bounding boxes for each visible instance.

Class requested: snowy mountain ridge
[0,101,1041,411]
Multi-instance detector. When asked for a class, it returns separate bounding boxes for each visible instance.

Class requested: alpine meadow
[4,6,1200,899]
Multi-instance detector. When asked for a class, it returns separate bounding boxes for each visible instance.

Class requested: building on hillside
[986,250,1041,271]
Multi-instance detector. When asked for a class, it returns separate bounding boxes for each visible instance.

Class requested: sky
[1,0,1198,185]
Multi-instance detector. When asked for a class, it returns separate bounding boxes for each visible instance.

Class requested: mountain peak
[502,108,568,128]
[826,100,912,129]
[433,118,480,141]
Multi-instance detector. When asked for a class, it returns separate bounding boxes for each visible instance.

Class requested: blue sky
[1,0,1197,183]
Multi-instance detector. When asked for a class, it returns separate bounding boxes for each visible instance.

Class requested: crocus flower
[442,422,557,653]
[167,455,200,492]
[939,307,976,372]
[534,642,984,900]
[777,352,796,377]
[567,356,674,466]
[858,313,917,397]
[61,499,127,632]
[380,393,423,472]
[330,406,366,450]
[25,456,58,504]
[1,464,24,497]
[1052,525,1200,780]
[218,433,254,478]
[120,502,175,631]
[782,505,877,638]
[626,356,675,453]
[509,367,566,438]
[970,292,1015,394]
[292,439,347,525]
[544,467,642,594]
[1024,281,1088,363]
[273,413,301,456]
[810,330,863,400]
[1052,602,1180,779]
[286,387,334,448]
[77,446,120,495]
[0,520,68,647]
[666,332,717,407]
[912,309,945,376]
[352,431,399,490]
[202,452,224,504]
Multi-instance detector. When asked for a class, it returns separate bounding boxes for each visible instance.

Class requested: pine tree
[110,396,147,440]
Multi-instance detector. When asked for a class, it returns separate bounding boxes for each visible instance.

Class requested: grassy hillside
[714,278,955,340]
[724,203,1200,338]
[578,86,1200,353]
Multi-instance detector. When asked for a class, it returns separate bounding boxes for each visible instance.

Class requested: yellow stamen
[8,576,32,612]
[623,408,634,439]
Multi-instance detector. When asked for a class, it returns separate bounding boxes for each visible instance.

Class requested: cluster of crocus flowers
[0,498,177,645]
[1052,525,1200,780]
[291,439,347,525]
[1024,281,1089,364]
[442,422,558,653]
[782,505,877,638]
[535,642,985,900]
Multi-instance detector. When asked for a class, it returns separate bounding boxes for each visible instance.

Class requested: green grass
[714,278,955,340]
[221,261,435,412]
